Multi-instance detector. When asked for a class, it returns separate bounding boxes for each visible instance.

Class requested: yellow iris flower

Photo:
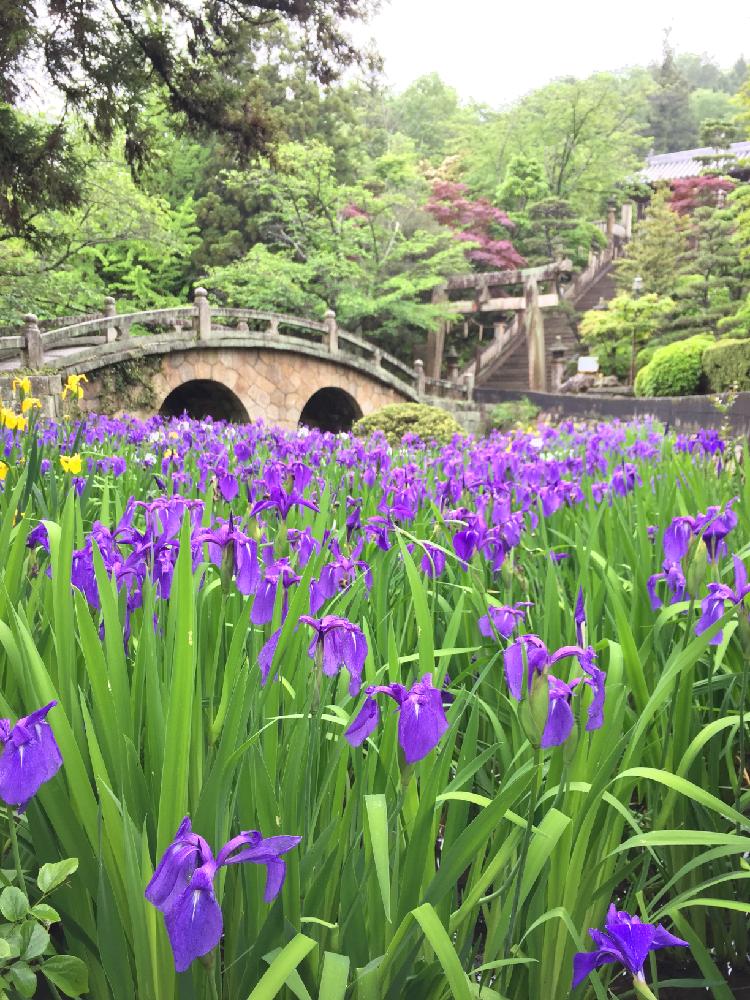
[11,376,32,396]
[60,454,82,475]
[62,374,88,400]
[0,462,7,482]
[21,397,41,414]
[1,409,26,431]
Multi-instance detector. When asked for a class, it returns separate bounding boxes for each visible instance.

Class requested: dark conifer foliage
[0,0,375,239]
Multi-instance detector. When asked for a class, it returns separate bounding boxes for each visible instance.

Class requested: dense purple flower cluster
[11,412,724,977]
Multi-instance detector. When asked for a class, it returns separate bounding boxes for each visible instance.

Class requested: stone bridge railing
[0,289,475,404]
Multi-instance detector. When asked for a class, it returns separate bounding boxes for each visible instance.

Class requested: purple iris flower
[503,637,604,748]
[252,559,300,625]
[194,517,262,596]
[550,551,570,563]
[344,674,452,763]
[696,499,738,561]
[310,540,372,614]
[287,528,320,567]
[695,555,750,645]
[0,702,63,810]
[478,602,531,639]
[299,615,368,695]
[364,515,394,551]
[647,515,695,610]
[27,523,50,552]
[345,497,363,540]
[572,905,688,989]
[145,817,301,972]
[610,463,641,496]
[217,473,239,502]
[453,522,484,565]
[419,543,446,578]
[250,463,319,520]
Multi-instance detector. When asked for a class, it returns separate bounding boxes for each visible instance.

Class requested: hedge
[702,338,750,392]
[634,334,714,397]
[353,402,463,445]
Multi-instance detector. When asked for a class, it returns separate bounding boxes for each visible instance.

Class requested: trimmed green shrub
[634,334,714,397]
[353,403,463,445]
[702,338,750,392]
[488,397,541,431]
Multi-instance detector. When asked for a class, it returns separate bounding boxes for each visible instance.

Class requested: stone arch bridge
[0,290,472,431]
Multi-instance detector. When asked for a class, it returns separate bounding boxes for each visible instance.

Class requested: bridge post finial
[22,314,44,369]
[194,287,211,340]
[414,358,425,397]
[104,296,118,342]
[324,308,338,354]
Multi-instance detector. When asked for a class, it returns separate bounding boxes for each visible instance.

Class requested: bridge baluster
[324,309,338,354]
[194,287,211,340]
[104,296,118,343]
[22,314,44,369]
[268,317,279,335]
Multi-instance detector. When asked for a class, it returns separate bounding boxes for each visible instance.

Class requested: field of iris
[0,388,748,1000]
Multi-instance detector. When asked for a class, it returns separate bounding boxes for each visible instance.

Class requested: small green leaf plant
[0,857,87,999]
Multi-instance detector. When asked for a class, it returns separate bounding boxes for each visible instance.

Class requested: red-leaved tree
[426,181,527,270]
[669,176,736,215]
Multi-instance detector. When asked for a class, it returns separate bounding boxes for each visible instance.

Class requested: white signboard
[577,356,600,374]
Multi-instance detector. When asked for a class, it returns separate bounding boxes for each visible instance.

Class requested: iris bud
[519,672,549,748]
[686,538,708,596]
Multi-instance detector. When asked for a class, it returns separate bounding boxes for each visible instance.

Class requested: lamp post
[630,275,643,387]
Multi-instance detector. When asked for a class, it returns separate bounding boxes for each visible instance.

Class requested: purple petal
[344,698,379,747]
[163,867,223,973]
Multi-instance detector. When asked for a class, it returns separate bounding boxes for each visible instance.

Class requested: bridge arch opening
[160,379,249,422]
[299,387,362,433]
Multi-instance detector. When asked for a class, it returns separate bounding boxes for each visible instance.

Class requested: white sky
[358,0,750,105]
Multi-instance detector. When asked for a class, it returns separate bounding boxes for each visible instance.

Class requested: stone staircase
[476,257,618,393]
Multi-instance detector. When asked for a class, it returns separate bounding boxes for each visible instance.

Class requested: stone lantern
[446,345,460,384]
[550,335,566,392]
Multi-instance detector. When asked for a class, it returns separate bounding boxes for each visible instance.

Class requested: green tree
[0,139,199,324]
[0,0,374,237]
[495,155,603,268]
[616,188,691,296]
[691,92,742,135]
[579,292,675,381]
[462,73,650,216]
[389,74,474,162]
[203,141,466,359]
[669,195,750,336]
[647,37,698,152]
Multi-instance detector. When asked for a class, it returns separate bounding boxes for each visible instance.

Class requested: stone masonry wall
[80,347,408,428]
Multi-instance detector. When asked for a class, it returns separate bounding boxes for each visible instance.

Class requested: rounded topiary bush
[353,403,463,445]
[634,334,714,397]
[702,338,750,392]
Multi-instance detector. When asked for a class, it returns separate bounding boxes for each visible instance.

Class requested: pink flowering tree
[425,181,527,270]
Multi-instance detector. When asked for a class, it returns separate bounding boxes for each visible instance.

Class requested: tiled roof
[641,142,750,182]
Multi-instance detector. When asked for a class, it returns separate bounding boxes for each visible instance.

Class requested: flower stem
[502,748,543,980]
[735,630,748,828]
[6,804,23,889]
[203,961,219,1000]
[633,975,660,1000]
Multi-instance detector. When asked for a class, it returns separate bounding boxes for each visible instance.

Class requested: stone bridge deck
[0,290,473,430]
